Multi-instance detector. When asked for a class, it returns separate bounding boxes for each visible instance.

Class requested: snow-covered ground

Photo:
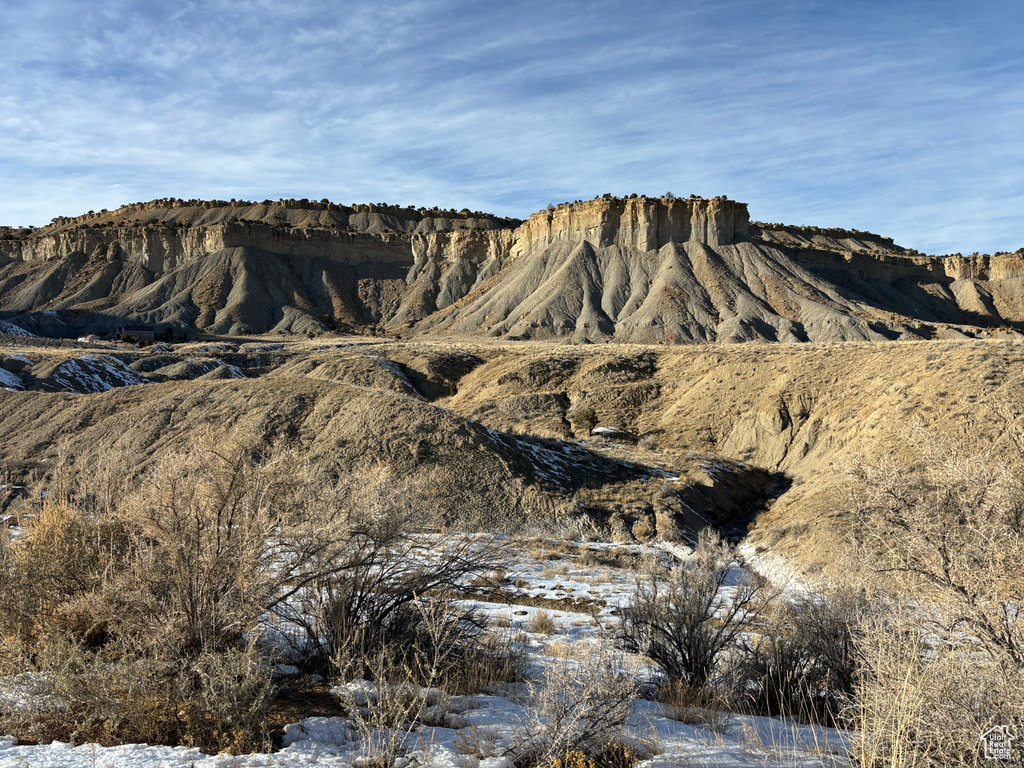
[44,356,146,393]
[0,321,33,337]
[0,537,853,768]
[0,367,22,391]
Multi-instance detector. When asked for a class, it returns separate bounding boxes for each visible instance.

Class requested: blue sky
[2,0,1021,254]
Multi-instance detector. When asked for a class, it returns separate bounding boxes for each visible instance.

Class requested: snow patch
[47,356,146,393]
[737,540,810,593]
[220,363,246,379]
[0,321,33,337]
[0,368,23,391]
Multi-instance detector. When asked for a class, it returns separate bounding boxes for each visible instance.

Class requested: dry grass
[6,332,1024,563]
[452,586,605,615]
[539,562,573,578]
[529,610,557,635]
[5,333,1024,763]
[656,679,732,731]
[454,724,502,760]
[544,639,600,662]
[0,432,524,753]
[851,599,1024,768]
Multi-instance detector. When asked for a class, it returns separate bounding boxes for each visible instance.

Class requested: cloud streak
[1,0,1021,254]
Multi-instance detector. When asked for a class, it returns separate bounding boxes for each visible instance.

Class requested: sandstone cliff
[1,195,1021,343]
[509,195,749,254]
[0,200,518,336]
[407,197,1024,344]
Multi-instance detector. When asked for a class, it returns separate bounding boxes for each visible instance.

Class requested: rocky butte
[0,194,1021,343]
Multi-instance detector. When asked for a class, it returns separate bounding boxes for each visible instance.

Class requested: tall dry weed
[851,598,1024,767]
[845,440,1024,765]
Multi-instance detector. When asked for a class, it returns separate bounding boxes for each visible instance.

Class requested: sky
[1,0,1021,255]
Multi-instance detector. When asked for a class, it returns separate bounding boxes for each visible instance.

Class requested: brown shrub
[0,431,444,751]
[735,586,866,724]
[617,528,773,691]
[508,650,640,768]
[845,442,1024,765]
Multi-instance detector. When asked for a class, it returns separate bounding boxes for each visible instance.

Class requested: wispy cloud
[1,0,1021,253]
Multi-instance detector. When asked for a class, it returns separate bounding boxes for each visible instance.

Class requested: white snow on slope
[0,321,32,337]
[483,427,647,487]
[367,354,423,398]
[0,368,22,391]
[47,356,146,393]
[191,343,239,354]
[219,363,246,379]
[737,540,810,593]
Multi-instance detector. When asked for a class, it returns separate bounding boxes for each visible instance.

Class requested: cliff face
[388,228,517,325]
[405,198,1024,344]
[1,195,1021,343]
[2,219,490,273]
[1,195,748,269]
[0,201,521,335]
[512,196,749,256]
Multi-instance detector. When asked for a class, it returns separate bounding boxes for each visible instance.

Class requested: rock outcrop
[510,195,749,254]
[0,200,519,336]
[409,198,1024,344]
[1,195,1021,343]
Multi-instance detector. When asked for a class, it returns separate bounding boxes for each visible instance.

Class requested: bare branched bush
[271,467,510,681]
[105,432,366,659]
[848,446,1024,667]
[846,442,1024,766]
[0,432,503,752]
[508,650,639,768]
[735,586,865,724]
[335,618,449,766]
[617,528,772,692]
[179,644,277,753]
[335,597,524,767]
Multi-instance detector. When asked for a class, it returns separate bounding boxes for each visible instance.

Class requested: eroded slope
[4,334,1024,579]
[3,195,1022,345]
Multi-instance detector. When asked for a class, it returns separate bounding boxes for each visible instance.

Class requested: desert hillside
[4,331,1023,577]
[4,194,1024,573]
[3,195,1022,344]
